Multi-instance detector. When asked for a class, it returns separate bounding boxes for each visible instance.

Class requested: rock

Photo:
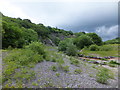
[83,59,87,61]
[93,61,99,64]
[78,54,84,57]
[100,62,107,65]
[85,56,90,58]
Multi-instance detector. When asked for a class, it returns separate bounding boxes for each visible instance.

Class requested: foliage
[74,69,82,74]
[2,15,74,48]
[66,44,77,56]
[58,38,77,56]
[2,20,38,48]
[61,65,69,72]
[74,35,93,49]
[56,73,60,77]
[109,60,120,65]
[74,32,85,37]
[86,33,103,45]
[99,45,113,51]
[25,42,45,57]
[89,44,99,51]
[104,37,120,44]
[70,57,79,66]
[96,67,114,84]
[51,65,57,71]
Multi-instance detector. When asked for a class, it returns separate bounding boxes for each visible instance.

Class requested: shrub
[109,60,120,65]
[62,66,69,72]
[4,49,44,66]
[74,69,82,74]
[58,40,68,52]
[25,42,46,57]
[58,38,73,52]
[70,57,79,66]
[56,73,60,77]
[51,66,57,71]
[96,67,114,84]
[66,44,77,56]
[89,44,99,51]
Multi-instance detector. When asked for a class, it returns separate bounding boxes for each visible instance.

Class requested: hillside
[2,14,73,48]
[104,37,120,44]
[1,14,119,88]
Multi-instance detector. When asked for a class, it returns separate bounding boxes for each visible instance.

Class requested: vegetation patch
[74,69,82,74]
[70,57,79,66]
[96,67,114,84]
[51,65,57,72]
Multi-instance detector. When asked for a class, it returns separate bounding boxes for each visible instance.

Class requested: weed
[51,65,57,71]
[96,67,114,84]
[56,73,60,77]
[74,69,82,74]
[70,57,79,66]
[62,66,69,72]
[32,82,38,86]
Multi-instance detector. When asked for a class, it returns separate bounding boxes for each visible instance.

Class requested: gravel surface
[2,50,118,88]
[26,54,118,88]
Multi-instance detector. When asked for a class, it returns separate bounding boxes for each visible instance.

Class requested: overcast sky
[0,0,118,41]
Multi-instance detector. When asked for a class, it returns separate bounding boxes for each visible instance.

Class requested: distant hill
[104,37,120,44]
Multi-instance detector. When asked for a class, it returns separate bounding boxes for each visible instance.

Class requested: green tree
[74,35,93,49]
[86,33,102,45]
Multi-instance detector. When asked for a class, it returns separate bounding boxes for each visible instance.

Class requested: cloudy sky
[0,0,118,41]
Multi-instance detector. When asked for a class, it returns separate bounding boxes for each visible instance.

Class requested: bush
[58,38,77,56]
[62,65,69,72]
[74,35,93,49]
[74,69,82,74]
[70,57,79,66]
[96,67,114,84]
[66,44,77,56]
[89,44,99,51]
[58,38,73,52]
[25,42,46,57]
[51,66,57,71]
[4,49,44,66]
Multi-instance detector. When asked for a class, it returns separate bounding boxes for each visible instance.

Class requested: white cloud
[95,25,118,41]
[0,0,37,23]
[3,0,119,2]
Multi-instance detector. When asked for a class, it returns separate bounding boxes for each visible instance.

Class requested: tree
[86,33,102,45]
[74,35,93,49]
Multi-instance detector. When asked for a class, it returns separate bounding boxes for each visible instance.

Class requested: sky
[0,0,119,41]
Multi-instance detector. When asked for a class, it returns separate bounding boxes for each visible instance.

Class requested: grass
[32,82,38,86]
[56,73,60,77]
[70,57,79,66]
[51,65,57,71]
[74,69,82,74]
[80,50,118,57]
[62,65,69,72]
[96,67,114,84]
[80,44,119,57]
